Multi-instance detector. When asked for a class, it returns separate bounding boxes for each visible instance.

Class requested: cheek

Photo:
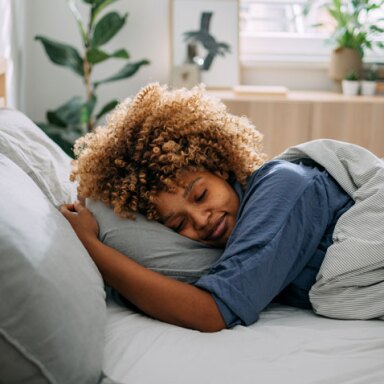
[225,188,240,214]
[179,226,200,241]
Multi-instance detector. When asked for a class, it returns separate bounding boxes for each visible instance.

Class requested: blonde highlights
[72,83,266,219]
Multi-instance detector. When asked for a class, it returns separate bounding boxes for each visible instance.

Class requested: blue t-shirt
[195,159,354,327]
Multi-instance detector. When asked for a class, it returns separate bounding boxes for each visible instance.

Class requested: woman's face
[154,170,240,248]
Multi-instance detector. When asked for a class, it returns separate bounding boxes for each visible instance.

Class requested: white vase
[360,81,377,96]
[341,80,360,96]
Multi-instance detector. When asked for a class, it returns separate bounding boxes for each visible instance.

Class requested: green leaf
[37,123,83,157]
[112,49,129,59]
[46,112,67,128]
[96,99,119,119]
[87,47,129,64]
[47,96,85,127]
[92,11,127,47]
[93,59,149,87]
[67,0,89,46]
[87,48,109,64]
[35,36,84,76]
[91,0,119,26]
[370,25,384,33]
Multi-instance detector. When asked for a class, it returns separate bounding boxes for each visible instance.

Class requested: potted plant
[35,0,150,156]
[360,67,377,96]
[312,0,384,83]
[342,70,360,95]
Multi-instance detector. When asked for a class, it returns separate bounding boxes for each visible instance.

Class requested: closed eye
[196,189,207,202]
[173,219,185,233]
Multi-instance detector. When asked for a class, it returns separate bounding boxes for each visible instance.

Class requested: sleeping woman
[60,83,383,332]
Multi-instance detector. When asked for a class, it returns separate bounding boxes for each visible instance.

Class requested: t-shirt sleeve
[195,161,332,327]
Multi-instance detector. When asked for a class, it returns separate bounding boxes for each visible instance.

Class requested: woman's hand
[60,201,99,245]
[61,202,225,332]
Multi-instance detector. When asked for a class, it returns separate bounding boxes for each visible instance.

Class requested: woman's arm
[60,202,226,332]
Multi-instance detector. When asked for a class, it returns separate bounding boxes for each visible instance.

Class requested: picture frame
[170,0,239,89]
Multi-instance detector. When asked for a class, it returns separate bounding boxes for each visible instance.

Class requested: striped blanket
[277,139,384,320]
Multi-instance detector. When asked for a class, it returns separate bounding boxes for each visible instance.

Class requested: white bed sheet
[103,299,384,384]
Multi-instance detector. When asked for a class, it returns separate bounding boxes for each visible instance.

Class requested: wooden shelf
[0,57,6,107]
[208,90,384,159]
[209,90,384,103]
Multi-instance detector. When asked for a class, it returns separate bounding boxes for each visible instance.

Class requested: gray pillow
[87,200,223,283]
[0,154,109,384]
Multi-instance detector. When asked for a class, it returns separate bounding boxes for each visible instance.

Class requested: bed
[0,107,383,384]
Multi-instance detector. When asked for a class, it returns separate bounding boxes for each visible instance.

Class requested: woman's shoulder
[248,159,324,188]
[234,159,331,227]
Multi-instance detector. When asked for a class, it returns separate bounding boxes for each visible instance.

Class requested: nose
[189,207,211,230]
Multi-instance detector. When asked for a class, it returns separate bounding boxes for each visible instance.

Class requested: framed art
[171,0,239,89]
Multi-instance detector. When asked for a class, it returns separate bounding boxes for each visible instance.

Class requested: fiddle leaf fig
[47,96,86,127]
[94,59,150,87]
[90,0,118,27]
[35,0,149,156]
[67,0,88,45]
[87,47,129,64]
[35,36,84,76]
[38,123,84,156]
[92,11,127,47]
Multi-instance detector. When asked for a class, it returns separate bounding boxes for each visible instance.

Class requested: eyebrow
[183,176,202,198]
[163,176,202,223]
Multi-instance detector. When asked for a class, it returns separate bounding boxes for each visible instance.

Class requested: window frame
[239,0,384,68]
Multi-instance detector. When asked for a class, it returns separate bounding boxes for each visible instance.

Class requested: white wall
[22,0,170,121]
[19,0,335,122]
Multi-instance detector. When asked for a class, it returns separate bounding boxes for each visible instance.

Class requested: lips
[205,213,227,242]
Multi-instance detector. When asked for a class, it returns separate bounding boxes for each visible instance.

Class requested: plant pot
[360,80,377,96]
[329,48,362,82]
[342,80,360,96]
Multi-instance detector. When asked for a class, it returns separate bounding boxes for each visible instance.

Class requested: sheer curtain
[0,0,26,109]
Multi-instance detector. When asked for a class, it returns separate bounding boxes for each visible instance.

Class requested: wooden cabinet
[311,101,384,157]
[209,91,384,159]
[0,58,6,108]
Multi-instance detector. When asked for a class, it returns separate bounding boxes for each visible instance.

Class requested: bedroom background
[0,0,384,157]
[1,2,384,383]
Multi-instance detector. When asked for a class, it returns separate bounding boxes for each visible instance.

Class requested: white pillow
[0,154,112,383]
[0,108,77,206]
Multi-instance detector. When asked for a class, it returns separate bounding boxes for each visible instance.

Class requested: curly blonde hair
[72,83,266,220]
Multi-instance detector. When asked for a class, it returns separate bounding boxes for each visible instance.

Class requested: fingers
[60,201,93,220]
[59,202,84,217]
[59,201,85,212]
[59,203,75,213]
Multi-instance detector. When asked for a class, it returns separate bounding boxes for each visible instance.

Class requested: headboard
[0,57,6,107]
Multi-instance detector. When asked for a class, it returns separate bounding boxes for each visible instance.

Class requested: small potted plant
[360,68,377,96]
[342,71,360,96]
[309,0,384,83]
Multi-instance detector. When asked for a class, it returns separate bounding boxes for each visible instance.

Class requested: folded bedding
[277,140,384,320]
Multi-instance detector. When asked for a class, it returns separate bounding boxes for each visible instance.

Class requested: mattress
[103,299,384,384]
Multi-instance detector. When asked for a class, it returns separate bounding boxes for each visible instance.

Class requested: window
[239,0,384,66]
[240,0,332,34]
